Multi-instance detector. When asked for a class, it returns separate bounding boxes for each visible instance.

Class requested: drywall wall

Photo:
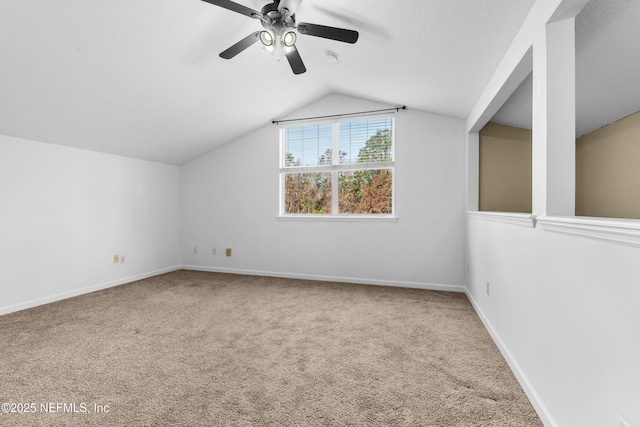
[464,1,640,425]
[0,135,181,315]
[466,216,640,427]
[576,110,640,219]
[181,93,467,290]
[479,122,532,212]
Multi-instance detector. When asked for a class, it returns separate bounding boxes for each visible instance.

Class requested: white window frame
[278,114,397,222]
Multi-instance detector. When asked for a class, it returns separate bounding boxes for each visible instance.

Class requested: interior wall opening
[574,0,640,220]
[478,72,532,214]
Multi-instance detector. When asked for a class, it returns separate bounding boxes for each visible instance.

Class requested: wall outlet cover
[226,248,232,256]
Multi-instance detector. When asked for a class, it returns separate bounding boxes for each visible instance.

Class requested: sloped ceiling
[0,0,536,165]
[491,0,640,137]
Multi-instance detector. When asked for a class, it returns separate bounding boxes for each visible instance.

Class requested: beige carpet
[0,270,541,426]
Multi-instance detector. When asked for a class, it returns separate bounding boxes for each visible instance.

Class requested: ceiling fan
[201,0,359,74]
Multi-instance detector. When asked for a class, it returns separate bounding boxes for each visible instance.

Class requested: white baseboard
[1,265,462,317]
[181,264,466,293]
[0,266,182,316]
[464,290,556,427]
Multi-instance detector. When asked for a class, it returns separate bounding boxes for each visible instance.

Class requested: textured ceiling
[491,0,640,137]
[0,0,538,164]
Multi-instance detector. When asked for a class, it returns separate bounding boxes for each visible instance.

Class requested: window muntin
[280,116,394,216]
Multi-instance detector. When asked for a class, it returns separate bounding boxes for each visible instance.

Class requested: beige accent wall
[576,111,640,219]
[479,122,532,213]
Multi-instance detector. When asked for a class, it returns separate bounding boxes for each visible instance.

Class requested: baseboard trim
[181,265,466,293]
[464,290,556,427]
[0,266,182,316]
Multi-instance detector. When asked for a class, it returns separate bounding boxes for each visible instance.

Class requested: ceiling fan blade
[219,31,261,59]
[200,0,263,20]
[297,22,359,44]
[285,45,306,75]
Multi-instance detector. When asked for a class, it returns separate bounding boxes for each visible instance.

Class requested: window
[280,116,394,217]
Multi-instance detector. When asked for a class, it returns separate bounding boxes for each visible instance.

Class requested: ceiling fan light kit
[201,0,359,74]
[282,31,296,47]
[259,30,274,46]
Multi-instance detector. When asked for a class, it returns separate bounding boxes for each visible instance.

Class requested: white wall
[466,217,640,427]
[464,1,640,425]
[0,134,181,315]
[181,94,467,290]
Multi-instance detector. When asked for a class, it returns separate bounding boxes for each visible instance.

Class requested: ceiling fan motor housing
[260,1,294,32]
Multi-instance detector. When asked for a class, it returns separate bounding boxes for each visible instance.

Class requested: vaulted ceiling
[3,1,638,165]
[8,1,636,167]
[0,0,539,164]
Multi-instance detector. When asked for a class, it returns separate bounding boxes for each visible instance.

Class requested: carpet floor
[0,270,542,426]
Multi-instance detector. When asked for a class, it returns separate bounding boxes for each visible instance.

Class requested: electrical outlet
[486,282,490,296]
[193,246,198,254]
[212,248,216,255]
[226,248,232,256]
[120,255,126,264]
[113,254,119,264]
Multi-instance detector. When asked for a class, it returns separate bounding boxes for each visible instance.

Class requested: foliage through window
[280,117,394,216]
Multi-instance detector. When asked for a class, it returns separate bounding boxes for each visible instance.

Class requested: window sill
[276,215,399,223]
[466,211,537,228]
[536,215,640,248]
